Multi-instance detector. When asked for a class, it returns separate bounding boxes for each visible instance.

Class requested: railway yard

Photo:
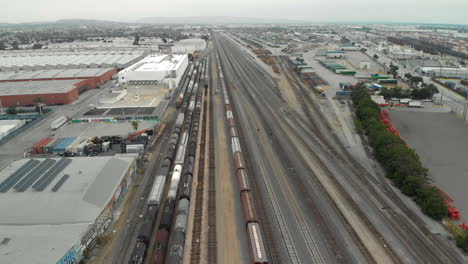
[1,24,468,264]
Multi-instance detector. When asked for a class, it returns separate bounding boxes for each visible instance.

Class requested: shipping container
[32,137,53,154]
[241,191,258,224]
[48,138,64,153]
[247,223,268,264]
[53,137,77,154]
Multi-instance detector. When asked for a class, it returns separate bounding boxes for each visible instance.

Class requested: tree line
[352,83,447,219]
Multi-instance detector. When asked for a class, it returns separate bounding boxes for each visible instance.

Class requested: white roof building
[172,39,207,54]
[0,50,146,71]
[118,54,189,89]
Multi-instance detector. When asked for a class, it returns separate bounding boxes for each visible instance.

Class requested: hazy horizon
[2,0,468,25]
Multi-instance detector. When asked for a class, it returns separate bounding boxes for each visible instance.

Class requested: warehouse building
[0,155,137,264]
[118,54,188,89]
[0,50,146,72]
[0,79,92,107]
[0,68,117,88]
[416,66,468,79]
[172,39,207,54]
[0,120,26,140]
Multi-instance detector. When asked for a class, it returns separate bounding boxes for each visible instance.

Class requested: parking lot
[390,110,468,223]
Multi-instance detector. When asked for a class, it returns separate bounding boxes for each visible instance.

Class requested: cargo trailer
[51,116,68,130]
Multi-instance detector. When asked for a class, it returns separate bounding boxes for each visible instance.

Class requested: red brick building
[0,68,117,107]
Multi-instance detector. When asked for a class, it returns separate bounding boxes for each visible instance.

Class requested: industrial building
[0,155,137,264]
[0,120,25,140]
[172,39,207,54]
[0,68,117,87]
[0,79,91,107]
[118,54,189,89]
[416,66,468,79]
[0,50,146,72]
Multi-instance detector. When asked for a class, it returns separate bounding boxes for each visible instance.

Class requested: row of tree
[352,83,447,219]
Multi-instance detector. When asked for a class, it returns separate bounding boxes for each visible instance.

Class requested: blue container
[336,91,353,96]
[53,137,76,153]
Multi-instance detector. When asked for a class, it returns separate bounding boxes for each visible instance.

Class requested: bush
[352,82,447,220]
[455,230,468,252]
[6,106,17,115]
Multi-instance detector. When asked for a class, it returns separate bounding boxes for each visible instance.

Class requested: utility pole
[463,98,468,121]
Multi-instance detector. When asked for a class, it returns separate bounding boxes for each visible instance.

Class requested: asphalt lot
[390,110,468,223]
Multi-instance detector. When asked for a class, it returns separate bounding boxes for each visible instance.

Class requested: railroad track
[276,56,463,264]
[216,34,362,263]
[189,59,218,264]
[207,64,218,263]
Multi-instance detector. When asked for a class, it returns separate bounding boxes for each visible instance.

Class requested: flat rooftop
[0,155,136,264]
[0,79,81,96]
[0,68,115,81]
[0,50,145,70]
[122,54,187,73]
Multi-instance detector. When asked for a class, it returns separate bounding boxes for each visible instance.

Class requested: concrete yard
[390,110,468,222]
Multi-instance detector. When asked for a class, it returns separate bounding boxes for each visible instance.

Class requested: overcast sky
[2,0,468,24]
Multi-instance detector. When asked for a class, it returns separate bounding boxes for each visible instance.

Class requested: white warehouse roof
[122,54,187,73]
[0,155,136,264]
[0,68,115,81]
[0,50,146,71]
[118,54,189,89]
[0,80,82,96]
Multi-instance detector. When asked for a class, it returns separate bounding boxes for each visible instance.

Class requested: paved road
[214,32,465,264]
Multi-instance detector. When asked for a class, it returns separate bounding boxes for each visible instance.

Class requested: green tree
[12,41,19,50]
[455,231,468,252]
[6,106,17,115]
[133,35,140,45]
[32,97,44,115]
[389,63,399,79]
[0,41,5,50]
[32,43,43,49]
[131,121,139,131]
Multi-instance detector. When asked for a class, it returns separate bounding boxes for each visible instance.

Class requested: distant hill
[55,19,127,26]
[137,16,305,24]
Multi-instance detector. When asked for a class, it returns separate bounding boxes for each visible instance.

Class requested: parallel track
[276,56,463,264]
[215,34,374,264]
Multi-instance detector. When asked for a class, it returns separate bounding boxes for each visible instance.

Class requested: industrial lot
[0,21,467,264]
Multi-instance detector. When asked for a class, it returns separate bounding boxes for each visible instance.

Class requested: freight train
[215,49,269,264]
[128,59,206,264]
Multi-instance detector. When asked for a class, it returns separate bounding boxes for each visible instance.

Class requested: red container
[237,169,251,193]
[241,191,258,224]
[234,152,246,171]
[225,104,232,111]
[229,126,238,138]
[227,117,235,128]
[150,229,169,264]
[32,137,54,154]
